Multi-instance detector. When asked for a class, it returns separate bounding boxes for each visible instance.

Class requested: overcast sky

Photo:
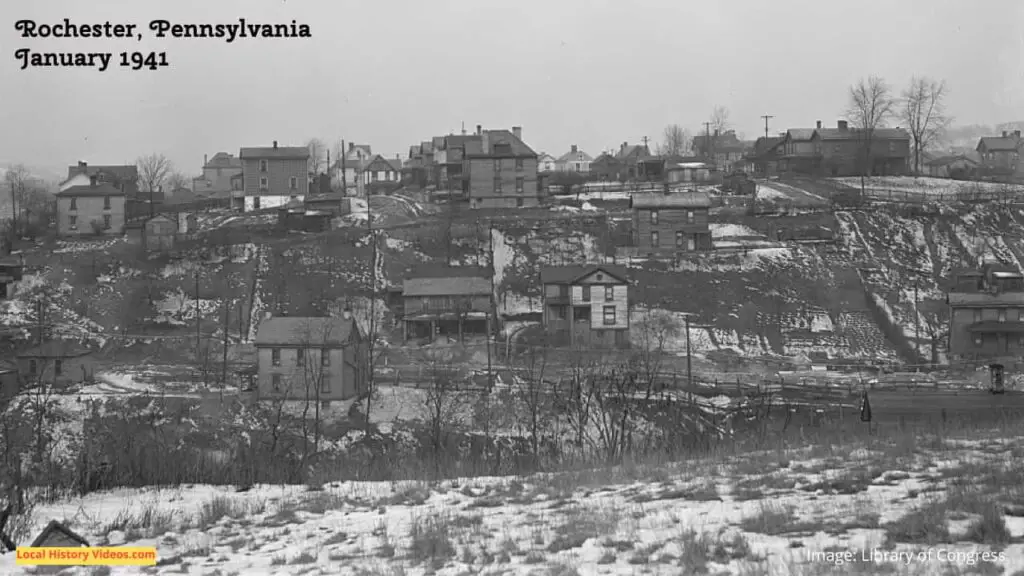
[2,0,1022,177]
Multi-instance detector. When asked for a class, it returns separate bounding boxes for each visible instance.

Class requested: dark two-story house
[616,143,651,180]
[254,313,368,401]
[812,121,910,176]
[629,192,713,255]
[751,136,785,176]
[435,134,480,201]
[589,152,626,181]
[55,176,127,236]
[238,141,310,212]
[693,130,748,172]
[947,263,1024,369]
[401,268,494,341]
[540,264,630,349]
[976,131,1022,178]
[465,126,539,209]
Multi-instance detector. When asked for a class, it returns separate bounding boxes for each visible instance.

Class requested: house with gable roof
[811,120,910,176]
[977,130,1023,178]
[540,264,631,349]
[192,152,242,197]
[238,141,310,212]
[335,143,373,189]
[400,265,494,341]
[555,145,593,173]
[56,175,127,236]
[465,125,539,209]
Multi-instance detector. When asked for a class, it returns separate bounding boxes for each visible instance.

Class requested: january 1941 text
[14,49,169,72]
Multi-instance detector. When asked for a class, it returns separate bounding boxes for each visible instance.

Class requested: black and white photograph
[1,0,1024,573]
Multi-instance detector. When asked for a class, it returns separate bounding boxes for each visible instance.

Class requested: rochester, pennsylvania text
[12,18,312,72]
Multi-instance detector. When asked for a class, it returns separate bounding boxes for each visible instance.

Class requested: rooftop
[254,316,358,347]
[630,191,712,209]
[240,146,310,160]
[539,264,628,284]
[56,183,126,197]
[403,277,492,297]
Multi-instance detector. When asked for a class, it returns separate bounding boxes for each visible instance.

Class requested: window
[974,335,983,346]
[296,349,305,367]
[581,286,591,301]
[54,360,62,376]
[259,160,268,172]
[974,309,982,323]
[516,197,524,207]
[103,196,111,209]
[421,297,429,311]
[68,215,77,229]
[555,305,567,319]
[69,198,77,210]
[889,142,896,153]
[103,215,111,229]
[573,307,589,321]
[676,232,684,248]
[372,172,379,182]
[651,231,660,247]
[999,309,1007,322]
[494,178,502,194]
[605,286,614,301]
[272,373,282,391]
[253,197,261,210]
[29,360,37,374]
[494,159,501,171]
[321,349,331,366]
[558,285,569,298]
[259,176,269,190]
[603,305,616,325]
[516,177,524,193]
[650,210,659,225]
[688,237,696,251]
[687,210,694,222]
[271,348,281,366]
[289,177,298,190]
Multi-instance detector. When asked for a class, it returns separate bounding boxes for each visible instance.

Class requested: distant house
[589,153,625,181]
[616,143,651,180]
[192,152,242,196]
[926,154,980,179]
[779,127,818,174]
[811,121,910,176]
[435,134,481,200]
[665,160,713,184]
[540,264,630,349]
[555,145,593,173]
[358,155,403,195]
[465,125,540,209]
[304,192,352,216]
[629,192,713,254]
[61,162,138,196]
[238,141,310,212]
[692,130,747,171]
[751,136,785,176]
[336,143,373,189]
[976,131,1022,177]
[947,263,1024,368]
[253,314,368,401]
[401,270,493,341]
[0,256,23,300]
[538,153,557,173]
[55,176,127,236]
[16,341,95,389]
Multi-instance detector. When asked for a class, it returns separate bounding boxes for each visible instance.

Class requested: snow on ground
[710,223,761,239]
[154,288,222,325]
[52,237,122,254]
[6,435,1024,575]
[755,183,792,201]
[834,176,1014,194]
[665,247,795,273]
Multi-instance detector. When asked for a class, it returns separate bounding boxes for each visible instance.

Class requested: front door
[687,237,696,251]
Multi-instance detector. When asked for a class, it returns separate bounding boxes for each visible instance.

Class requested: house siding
[632,207,712,253]
[467,157,540,209]
[256,344,363,401]
[814,136,910,176]
[242,157,309,198]
[200,165,242,192]
[17,354,95,388]
[57,195,126,236]
[542,274,630,349]
[402,294,491,316]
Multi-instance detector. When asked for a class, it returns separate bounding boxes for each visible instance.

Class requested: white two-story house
[539,264,630,349]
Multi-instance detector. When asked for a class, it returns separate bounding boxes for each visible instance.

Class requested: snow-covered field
[5,433,1024,575]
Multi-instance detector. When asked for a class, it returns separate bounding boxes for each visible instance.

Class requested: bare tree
[136,153,172,193]
[306,138,328,175]
[165,171,192,193]
[901,76,952,175]
[846,76,896,176]
[660,125,691,157]
[3,165,52,241]
[418,347,467,460]
[512,340,554,461]
[709,106,731,134]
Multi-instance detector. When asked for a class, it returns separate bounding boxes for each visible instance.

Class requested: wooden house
[539,264,630,349]
[629,192,713,255]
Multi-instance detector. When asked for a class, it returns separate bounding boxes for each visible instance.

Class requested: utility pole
[195,271,201,364]
[913,280,921,364]
[684,314,692,387]
[325,148,331,194]
[701,122,712,160]
[486,218,495,392]
[641,136,649,151]
[364,194,377,433]
[221,300,229,388]
[761,115,774,141]
[340,140,347,190]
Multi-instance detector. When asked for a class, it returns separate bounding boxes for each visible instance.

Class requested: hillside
[2,195,1023,371]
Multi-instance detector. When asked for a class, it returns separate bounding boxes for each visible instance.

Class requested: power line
[760,115,774,142]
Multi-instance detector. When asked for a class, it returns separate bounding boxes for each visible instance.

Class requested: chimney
[571,145,578,153]
[476,124,482,136]
[342,307,352,320]
[481,131,490,154]
[273,140,278,149]
[78,161,87,169]
[512,126,522,140]
[203,154,208,167]
[816,120,822,129]
[838,120,848,131]
[89,175,97,187]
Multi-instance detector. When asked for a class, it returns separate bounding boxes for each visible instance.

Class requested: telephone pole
[641,136,650,152]
[486,218,495,392]
[684,314,692,387]
[701,122,712,159]
[913,280,921,364]
[760,115,774,141]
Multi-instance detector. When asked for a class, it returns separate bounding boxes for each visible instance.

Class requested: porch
[403,311,491,342]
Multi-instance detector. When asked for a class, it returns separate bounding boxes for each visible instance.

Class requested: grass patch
[407,512,456,569]
[546,503,621,553]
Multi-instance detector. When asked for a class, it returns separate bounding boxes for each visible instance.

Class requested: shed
[30,520,90,548]
[144,214,178,251]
